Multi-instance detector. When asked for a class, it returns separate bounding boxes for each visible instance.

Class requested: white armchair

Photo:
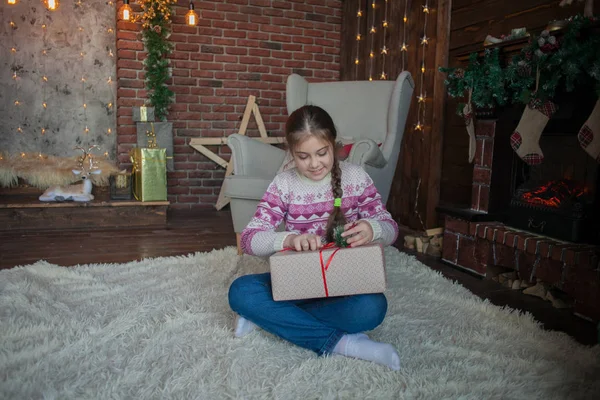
[223,72,414,248]
[286,71,414,203]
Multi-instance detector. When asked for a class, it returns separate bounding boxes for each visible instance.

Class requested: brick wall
[116,0,342,209]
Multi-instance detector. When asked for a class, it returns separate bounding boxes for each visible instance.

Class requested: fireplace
[439,92,600,322]
[463,89,600,244]
[507,132,599,243]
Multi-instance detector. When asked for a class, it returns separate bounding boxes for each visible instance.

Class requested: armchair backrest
[286,73,413,162]
[286,72,415,204]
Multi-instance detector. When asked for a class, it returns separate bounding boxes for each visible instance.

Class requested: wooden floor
[0,209,597,346]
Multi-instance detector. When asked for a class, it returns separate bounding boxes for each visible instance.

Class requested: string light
[118,0,132,21]
[368,0,376,81]
[9,8,22,135]
[79,25,88,135]
[380,0,389,80]
[415,1,431,133]
[400,0,409,71]
[41,10,49,136]
[106,1,117,139]
[354,1,362,75]
[186,1,199,26]
[42,0,59,11]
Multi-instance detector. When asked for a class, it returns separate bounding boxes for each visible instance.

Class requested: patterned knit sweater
[241,162,399,257]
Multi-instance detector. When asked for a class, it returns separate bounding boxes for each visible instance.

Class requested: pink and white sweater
[241,162,399,257]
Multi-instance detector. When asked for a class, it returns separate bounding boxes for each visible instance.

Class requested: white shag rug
[1,247,599,400]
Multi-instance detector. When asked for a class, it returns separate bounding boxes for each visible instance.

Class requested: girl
[228,105,400,370]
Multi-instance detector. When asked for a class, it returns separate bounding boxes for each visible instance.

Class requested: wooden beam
[425,0,452,228]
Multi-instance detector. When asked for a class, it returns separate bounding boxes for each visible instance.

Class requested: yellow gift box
[130,148,167,202]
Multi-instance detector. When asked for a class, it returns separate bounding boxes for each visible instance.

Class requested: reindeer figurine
[39,146,103,202]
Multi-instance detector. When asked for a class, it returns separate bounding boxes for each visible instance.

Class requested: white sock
[332,333,400,371]
[234,315,257,338]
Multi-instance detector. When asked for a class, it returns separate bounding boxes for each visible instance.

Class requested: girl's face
[292,135,334,182]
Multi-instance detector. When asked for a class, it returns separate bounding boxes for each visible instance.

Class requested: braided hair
[285,105,346,242]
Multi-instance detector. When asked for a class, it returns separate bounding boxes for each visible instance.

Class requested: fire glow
[520,180,587,208]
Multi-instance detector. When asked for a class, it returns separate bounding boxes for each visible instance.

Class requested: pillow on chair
[338,141,382,161]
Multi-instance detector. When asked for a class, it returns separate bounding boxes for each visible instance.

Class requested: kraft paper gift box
[130,148,167,202]
[269,244,387,301]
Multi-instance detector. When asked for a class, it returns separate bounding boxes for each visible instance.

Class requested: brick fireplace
[439,100,600,322]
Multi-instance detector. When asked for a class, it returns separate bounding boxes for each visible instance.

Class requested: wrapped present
[132,106,155,122]
[269,243,386,301]
[130,148,167,202]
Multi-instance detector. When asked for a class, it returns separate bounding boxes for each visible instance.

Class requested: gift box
[132,106,155,122]
[109,171,133,200]
[269,244,386,301]
[130,148,167,202]
[136,122,174,172]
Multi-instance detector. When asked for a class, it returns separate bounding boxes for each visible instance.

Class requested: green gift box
[130,148,167,202]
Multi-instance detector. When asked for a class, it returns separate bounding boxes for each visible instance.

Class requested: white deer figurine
[39,146,103,202]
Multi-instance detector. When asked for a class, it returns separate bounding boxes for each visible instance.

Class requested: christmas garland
[138,0,176,121]
[440,14,600,115]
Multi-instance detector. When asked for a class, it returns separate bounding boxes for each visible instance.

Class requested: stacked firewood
[403,228,443,258]
[488,266,573,309]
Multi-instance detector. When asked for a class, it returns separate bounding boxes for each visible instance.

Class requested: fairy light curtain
[0,0,116,159]
[352,0,436,133]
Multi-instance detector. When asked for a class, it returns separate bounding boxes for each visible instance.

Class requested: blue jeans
[228,273,388,355]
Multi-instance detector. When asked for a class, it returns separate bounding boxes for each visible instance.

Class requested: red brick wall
[116,0,342,209]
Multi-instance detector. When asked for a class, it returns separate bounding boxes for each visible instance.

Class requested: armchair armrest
[347,139,387,169]
[227,134,286,178]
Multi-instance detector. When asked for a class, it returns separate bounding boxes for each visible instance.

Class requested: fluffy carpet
[1,247,598,399]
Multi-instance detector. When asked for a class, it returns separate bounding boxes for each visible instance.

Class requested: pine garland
[138,0,176,121]
[440,14,600,115]
[333,225,349,248]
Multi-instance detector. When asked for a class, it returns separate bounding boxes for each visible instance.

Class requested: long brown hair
[285,105,346,242]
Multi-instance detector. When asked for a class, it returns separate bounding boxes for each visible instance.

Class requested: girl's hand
[341,221,373,247]
[285,234,323,252]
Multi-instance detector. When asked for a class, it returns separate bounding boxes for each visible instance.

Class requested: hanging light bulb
[118,0,133,22]
[8,0,18,5]
[43,0,59,11]
[186,1,199,26]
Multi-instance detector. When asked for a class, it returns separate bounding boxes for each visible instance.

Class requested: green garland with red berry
[440,14,600,115]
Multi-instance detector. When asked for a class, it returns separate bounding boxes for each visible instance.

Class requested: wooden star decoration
[189,95,284,210]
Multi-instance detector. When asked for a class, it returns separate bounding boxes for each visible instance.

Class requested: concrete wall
[0,1,117,158]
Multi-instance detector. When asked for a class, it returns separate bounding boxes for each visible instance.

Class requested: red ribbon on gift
[319,243,341,297]
[280,242,341,297]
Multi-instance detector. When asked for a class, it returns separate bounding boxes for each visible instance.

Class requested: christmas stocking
[510,99,557,165]
[578,99,600,162]
[463,102,476,163]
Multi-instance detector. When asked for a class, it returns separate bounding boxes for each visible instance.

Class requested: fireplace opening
[507,133,599,243]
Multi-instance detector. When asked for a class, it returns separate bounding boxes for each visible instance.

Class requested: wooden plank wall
[340,0,451,230]
[440,0,599,208]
